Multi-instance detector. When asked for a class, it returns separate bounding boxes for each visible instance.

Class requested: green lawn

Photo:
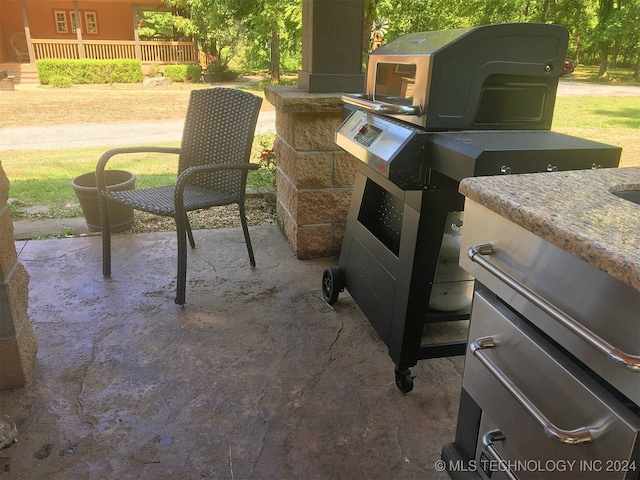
[552,96,640,168]
[3,132,276,219]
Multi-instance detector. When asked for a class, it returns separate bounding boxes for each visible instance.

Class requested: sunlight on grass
[571,66,639,86]
[552,96,640,167]
[553,97,640,129]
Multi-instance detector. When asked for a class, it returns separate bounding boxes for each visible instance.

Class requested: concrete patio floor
[2,225,464,479]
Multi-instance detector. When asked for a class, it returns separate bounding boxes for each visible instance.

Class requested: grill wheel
[321,267,344,306]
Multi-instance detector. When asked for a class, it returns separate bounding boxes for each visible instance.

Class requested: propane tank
[428,212,474,312]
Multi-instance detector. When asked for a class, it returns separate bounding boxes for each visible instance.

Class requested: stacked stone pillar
[0,163,37,389]
[265,88,357,259]
[265,0,364,259]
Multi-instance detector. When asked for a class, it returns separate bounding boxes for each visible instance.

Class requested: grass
[1,72,639,219]
[552,96,640,168]
[0,76,278,129]
[3,132,277,218]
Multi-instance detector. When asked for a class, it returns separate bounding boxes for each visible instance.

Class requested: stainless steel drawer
[460,199,640,406]
[464,290,640,480]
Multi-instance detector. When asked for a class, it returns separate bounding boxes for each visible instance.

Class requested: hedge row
[36,59,143,84]
[163,64,202,83]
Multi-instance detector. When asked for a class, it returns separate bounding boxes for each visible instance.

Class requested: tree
[596,0,616,76]
[242,1,301,82]
[161,0,638,83]
[164,0,251,69]
[164,0,300,81]
[603,0,640,79]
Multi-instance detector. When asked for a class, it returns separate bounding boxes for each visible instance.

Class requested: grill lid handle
[342,93,423,116]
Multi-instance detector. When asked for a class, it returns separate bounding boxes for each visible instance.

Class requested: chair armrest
[96,146,181,193]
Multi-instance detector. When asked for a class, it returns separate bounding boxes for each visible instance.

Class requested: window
[56,10,98,35]
[85,12,98,34]
[54,10,68,33]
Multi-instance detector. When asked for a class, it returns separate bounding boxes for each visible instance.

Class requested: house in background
[0,0,199,83]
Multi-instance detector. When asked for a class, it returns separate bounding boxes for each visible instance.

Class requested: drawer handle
[471,336,594,445]
[469,243,640,372]
[481,430,520,480]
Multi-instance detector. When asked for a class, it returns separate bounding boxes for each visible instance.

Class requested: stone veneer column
[265,87,357,259]
[0,163,37,389]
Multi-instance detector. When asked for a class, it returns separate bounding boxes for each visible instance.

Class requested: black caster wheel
[395,368,414,393]
[321,266,344,306]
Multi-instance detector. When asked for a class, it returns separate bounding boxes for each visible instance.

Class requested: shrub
[36,59,143,85]
[206,62,238,82]
[49,75,72,88]
[147,62,162,78]
[163,64,202,83]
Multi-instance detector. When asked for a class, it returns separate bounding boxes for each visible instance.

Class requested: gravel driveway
[0,110,275,151]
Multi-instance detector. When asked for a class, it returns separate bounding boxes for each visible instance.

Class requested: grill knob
[500,166,512,175]
[546,164,558,172]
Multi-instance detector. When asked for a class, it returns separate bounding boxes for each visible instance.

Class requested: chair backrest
[10,32,28,59]
[179,87,263,196]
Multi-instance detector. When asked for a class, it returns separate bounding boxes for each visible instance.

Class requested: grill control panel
[336,109,429,189]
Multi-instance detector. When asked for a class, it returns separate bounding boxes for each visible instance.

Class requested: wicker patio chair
[96,87,263,305]
[10,32,29,62]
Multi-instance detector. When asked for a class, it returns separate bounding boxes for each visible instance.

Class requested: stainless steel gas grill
[321,23,621,393]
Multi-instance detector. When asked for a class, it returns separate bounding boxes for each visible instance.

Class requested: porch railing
[30,39,197,64]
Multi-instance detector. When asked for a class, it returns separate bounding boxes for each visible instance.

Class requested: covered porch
[2,225,462,478]
[0,0,200,82]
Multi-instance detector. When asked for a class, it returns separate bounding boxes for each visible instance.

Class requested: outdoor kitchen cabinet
[443,167,640,480]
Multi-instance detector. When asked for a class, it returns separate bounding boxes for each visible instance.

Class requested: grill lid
[346,23,570,131]
[371,27,474,56]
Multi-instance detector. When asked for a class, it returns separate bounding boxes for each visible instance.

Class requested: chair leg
[185,213,196,248]
[175,216,188,305]
[99,194,112,277]
[238,203,255,267]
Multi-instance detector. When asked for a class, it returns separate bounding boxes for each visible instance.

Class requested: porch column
[298,0,365,93]
[0,165,38,389]
[19,0,36,64]
[132,6,142,62]
[266,0,364,259]
[73,0,85,58]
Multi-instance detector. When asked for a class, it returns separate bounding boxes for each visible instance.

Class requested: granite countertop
[459,166,640,292]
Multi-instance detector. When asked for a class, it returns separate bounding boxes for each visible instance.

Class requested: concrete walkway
[0,110,276,151]
[556,80,640,97]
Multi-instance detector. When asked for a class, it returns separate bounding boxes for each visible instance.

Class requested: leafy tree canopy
[153,0,639,81]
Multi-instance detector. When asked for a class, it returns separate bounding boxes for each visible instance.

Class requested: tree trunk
[270,26,280,83]
[635,55,640,81]
[598,44,609,77]
[574,0,588,64]
[211,38,218,59]
[363,0,378,53]
[540,0,550,22]
[597,0,614,78]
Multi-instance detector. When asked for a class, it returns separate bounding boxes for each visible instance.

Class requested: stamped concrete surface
[2,225,463,479]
